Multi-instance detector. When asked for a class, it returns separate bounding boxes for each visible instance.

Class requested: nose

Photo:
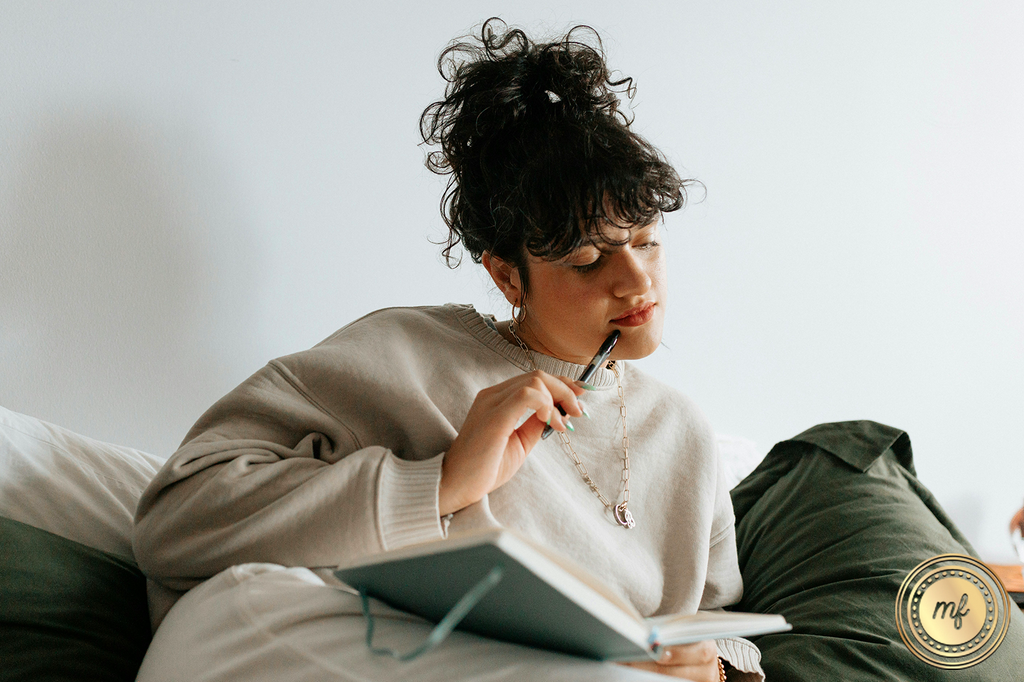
[609,249,652,298]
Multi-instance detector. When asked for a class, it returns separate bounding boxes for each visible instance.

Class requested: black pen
[541,330,621,440]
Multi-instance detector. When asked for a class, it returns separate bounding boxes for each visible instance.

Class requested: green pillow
[0,515,151,682]
[730,420,1024,680]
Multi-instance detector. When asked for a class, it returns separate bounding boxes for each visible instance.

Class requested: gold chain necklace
[508,321,635,529]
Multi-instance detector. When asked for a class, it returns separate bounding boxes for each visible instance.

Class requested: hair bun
[425,17,633,147]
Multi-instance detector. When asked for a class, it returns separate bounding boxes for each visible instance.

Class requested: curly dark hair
[420,17,694,276]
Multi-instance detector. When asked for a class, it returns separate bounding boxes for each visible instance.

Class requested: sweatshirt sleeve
[699,443,744,610]
[132,361,446,591]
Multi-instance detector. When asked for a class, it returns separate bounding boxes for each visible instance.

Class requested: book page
[645,610,789,645]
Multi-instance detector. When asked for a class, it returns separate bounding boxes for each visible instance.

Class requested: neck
[500,320,591,366]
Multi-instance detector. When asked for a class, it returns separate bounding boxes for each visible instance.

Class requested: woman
[133,18,763,682]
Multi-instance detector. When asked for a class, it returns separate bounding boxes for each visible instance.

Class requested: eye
[571,259,602,274]
[637,240,660,250]
[565,247,604,273]
[570,254,605,273]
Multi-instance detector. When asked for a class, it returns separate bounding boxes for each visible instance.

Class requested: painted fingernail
[574,380,596,391]
[546,416,552,426]
[564,419,574,432]
[578,401,591,419]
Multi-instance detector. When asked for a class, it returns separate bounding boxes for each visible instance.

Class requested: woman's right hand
[438,370,585,516]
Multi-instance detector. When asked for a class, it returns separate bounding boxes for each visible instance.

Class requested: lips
[611,302,656,327]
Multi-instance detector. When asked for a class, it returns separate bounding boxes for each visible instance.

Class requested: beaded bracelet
[718,657,727,682]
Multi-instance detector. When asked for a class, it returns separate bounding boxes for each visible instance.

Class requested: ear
[482,252,523,305]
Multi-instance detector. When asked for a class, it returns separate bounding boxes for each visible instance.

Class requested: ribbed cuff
[716,637,764,681]
[377,452,446,551]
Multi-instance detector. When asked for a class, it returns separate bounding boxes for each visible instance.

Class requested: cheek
[527,274,588,323]
[547,286,599,323]
[652,250,667,280]
[535,269,594,304]
[650,255,667,294]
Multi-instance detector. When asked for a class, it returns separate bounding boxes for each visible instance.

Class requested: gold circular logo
[895,554,1011,669]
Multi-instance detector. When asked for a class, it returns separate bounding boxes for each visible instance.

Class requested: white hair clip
[545,90,562,103]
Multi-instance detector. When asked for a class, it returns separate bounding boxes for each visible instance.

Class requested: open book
[335,528,789,661]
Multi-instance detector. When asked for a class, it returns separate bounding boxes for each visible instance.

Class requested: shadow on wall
[0,111,261,456]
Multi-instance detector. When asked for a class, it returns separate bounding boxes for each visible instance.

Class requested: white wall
[2,1,1021,562]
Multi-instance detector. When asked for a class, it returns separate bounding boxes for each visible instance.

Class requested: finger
[511,411,548,453]
[488,369,584,401]
[533,372,585,418]
[502,401,570,466]
[490,379,571,433]
[508,390,582,454]
[488,373,577,427]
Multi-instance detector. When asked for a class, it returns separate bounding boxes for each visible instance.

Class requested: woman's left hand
[618,640,721,680]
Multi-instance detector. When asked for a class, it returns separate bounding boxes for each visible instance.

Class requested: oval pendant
[614,502,636,529]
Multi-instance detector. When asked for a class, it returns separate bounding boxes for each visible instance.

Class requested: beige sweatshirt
[133,304,762,677]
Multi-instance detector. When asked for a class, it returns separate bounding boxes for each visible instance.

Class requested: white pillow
[716,434,765,491]
[0,405,164,562]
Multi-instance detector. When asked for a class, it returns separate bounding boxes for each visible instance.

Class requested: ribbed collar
[451,303,618,390]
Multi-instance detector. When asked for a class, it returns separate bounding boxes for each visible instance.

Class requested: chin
[613,325,664,360]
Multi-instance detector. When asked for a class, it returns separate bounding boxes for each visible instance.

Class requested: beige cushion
[0,405,163,561]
